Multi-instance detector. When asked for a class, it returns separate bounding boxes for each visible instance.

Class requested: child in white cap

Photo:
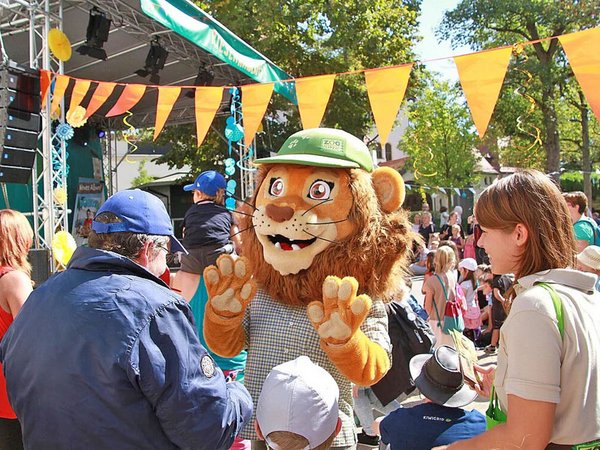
[255,356,341,450]
[576,245,600,292]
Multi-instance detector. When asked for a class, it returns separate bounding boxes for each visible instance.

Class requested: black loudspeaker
[0,61,41,184]
[28,248,51,287]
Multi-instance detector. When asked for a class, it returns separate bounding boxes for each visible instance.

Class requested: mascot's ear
[371,167,406,213]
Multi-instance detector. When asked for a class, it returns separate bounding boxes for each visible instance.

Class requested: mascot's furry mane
[239,165,415,306]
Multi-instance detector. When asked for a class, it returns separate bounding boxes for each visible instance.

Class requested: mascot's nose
[265,204,294,223]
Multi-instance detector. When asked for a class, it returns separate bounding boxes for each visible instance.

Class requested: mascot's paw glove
[307,276,371,346]
[204,254,256,319]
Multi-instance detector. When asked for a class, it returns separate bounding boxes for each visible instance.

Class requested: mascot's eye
[308,180,333,200]
[269,178,285,197]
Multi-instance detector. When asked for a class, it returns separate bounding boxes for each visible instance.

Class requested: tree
[131,160,157,188]
[153,0,423,173]
[438,0,600,178]
[401,77,479,206]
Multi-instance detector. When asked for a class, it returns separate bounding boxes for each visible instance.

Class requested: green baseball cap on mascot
[253,128,374,172]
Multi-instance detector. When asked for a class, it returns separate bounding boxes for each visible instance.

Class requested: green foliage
[438,0,600,175]
[131,160,157,187]
[152,0,422,174]
[401,77,479,200]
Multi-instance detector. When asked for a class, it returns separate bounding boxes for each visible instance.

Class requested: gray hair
[87,212,169,259]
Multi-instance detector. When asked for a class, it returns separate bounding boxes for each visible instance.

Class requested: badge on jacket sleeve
[201,355,216,378]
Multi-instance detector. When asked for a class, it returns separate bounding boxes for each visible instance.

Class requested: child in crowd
[423,251,436,286]
[576,245,600,292]
[255,356,341,450]
[172,170,248,450]
[462,233,476,260]
[374,346,485,449]
[449,224,464,259]
[458,258,481,343]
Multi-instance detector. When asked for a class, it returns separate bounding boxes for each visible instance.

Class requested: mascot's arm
[203,255,256,358]
[308,276,391,386]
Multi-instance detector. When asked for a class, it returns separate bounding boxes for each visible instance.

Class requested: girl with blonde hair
[436,170,600,449]
[0,209,34,449]
[423,245,457,348]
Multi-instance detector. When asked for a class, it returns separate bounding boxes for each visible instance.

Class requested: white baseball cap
[256,356,339,449]
[458,258,478,272]
[577,245,600,271]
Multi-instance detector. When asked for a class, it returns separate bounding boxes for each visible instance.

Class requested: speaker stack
[0,61,41,184]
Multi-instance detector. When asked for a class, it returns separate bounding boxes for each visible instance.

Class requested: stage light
[185,65,215,98]
[76,7,111,61]
[135,38,169,85]
[96,128,106,138]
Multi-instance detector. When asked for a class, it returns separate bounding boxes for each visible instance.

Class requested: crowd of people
[0,166,599,450]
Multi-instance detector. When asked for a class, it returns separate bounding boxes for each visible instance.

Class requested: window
[376,143,383,159]
[385,143,392,161]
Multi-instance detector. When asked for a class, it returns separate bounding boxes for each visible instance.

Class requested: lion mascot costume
[203,128,413,449]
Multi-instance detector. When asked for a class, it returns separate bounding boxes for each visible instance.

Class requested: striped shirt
[240,289,391,447]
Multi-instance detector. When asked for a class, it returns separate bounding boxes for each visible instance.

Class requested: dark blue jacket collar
[67,246,169,288]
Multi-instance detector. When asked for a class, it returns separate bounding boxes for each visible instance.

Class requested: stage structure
[1,0,293,270]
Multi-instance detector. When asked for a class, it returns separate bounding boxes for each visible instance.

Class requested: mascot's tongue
[271,235,315,251]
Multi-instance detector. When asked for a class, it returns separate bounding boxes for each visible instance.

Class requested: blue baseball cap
[92,189,187,254]
[183,170,227,196]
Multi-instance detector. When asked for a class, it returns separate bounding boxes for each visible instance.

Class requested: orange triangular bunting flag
[242,83,273,147]
[106,84,147,117]
[85,82,117,118]
[365,64,412,144]
[455,47,512,138]
[50,75,70,116]
[194,87,223,147]
[40,70,52,109]
[154,87,181,140]
[68,79,91,114]
[560,28,600,124]
[295,74,336,129]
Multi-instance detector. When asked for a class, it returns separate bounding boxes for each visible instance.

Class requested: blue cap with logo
[183,170,227,196]
[92,189,187,254]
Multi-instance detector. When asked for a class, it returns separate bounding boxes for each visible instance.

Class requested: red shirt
[0,266,16,418]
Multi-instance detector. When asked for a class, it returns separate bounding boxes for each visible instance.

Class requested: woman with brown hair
[0,209,34,450]
[436,170,600,449]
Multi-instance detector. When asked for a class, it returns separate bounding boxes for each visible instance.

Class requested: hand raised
[203,255,256,319]
[306,276,371,346]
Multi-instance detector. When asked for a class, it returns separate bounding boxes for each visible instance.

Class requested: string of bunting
[41,27,600,149]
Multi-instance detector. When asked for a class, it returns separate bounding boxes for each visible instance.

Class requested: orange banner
[365,64,412,144]
[154,87,181,140]
[194,87,223,147]
[455,47,512,138]
[68,79,91,114]
[85,82,117,118]
[50,75,70,116]
[40,70,52,109]
[560,28,600,124]
[295,74,336,129]
[242,83,274,147]
[106,84,147,117]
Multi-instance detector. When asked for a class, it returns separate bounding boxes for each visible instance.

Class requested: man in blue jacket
[0,189,252,450]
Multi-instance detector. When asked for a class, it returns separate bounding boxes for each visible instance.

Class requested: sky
[414,0,472,81]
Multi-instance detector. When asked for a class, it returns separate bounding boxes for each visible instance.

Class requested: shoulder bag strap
[535,282,564,339]
[432,274,448,328]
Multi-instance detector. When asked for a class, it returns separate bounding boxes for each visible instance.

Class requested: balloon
[52,231,77,266]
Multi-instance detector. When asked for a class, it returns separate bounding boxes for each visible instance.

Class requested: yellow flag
[50,75,70,116]
[242,83,274,147]
[455,47,512,138]
[295,74,336,129]
[560,28,600,124]
[194,87,223,147]
[365,64,413,144]
[154,87,181,140]
[68,79,91,114]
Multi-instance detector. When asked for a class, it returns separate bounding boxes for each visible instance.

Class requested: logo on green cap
[321,138,344,153]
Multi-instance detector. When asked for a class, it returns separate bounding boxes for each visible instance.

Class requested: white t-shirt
[460,279,476,309]
[495,269,600,444]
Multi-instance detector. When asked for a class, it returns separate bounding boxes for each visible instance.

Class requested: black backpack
[371,300,435,405]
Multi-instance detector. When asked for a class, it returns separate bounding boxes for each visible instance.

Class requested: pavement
[356,276,496,449]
